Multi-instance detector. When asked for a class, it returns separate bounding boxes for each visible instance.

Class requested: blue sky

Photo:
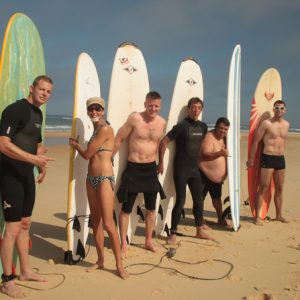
[1,0,300,128]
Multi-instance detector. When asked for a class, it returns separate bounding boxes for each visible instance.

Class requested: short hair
[215,117,230,128]
[273,100,286,107]
[146,91,161,101]
[32,75,53,86]
[187,97,203,108]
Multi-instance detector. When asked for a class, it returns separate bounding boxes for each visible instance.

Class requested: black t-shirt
[167,117,207,168]
[0,99,43,175]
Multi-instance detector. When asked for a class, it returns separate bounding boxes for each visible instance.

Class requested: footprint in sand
[151,288,167,297]
[241,292,276,300]
[227,274,242,281]
[287,235,296,241]
[287,243,300,250]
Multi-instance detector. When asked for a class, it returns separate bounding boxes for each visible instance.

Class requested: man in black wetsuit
[158,97,214,244]
[0,75,54,298]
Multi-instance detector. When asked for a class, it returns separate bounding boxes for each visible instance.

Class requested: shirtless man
[113,91,166,256]
[247,100,290,225]
[198,117,230,226]
[158,97,213,245]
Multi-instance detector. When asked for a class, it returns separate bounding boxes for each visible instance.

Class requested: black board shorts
[200,170,222,199]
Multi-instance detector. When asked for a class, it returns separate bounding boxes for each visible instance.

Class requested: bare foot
[166,234,176,245]
[145,241,156,253]
[274,216,289,223]
[117,267,129,280]
[217,219,228,227]
[19,271,47,282]
[196,228,215,241]
[201,224,212,230]
[86,261,104,273]
[1,281,26,298]
[254,218,263,226]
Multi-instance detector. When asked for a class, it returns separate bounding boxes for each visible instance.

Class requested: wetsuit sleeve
[166,122,184,141]
[0,104,22,139]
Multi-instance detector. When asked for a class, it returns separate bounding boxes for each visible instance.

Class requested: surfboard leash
[125,240,234,280]
[15,268,66,291]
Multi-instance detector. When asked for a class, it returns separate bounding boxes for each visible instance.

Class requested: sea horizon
[45,114,300,133]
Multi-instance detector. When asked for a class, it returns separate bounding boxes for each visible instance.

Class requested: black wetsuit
[167,117,207,232]
[0,99,43,222]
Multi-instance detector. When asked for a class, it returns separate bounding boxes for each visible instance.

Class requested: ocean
[45,114,255,132]
[46,114,72,132]
[45,114,300,145]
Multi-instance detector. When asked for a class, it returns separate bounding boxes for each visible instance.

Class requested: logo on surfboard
[186,78,196,86]
[119,57,129,65]
[264,92,274,101]
[124,65,138,74]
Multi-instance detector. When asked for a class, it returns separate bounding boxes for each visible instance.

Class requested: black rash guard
[0,99,43,175]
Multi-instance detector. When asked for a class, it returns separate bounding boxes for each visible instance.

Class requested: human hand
[69,135,79,149]
[157,162,164,174]
[246,159,253,168]
[220,146,229,157]
[34,155,55,168]
[37,144,48,155]
[36,167,46,184]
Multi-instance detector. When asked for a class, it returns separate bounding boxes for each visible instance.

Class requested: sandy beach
[5,132,299,300]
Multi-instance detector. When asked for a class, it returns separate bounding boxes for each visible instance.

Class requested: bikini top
[97,146,112,153]
[88,127,113,153]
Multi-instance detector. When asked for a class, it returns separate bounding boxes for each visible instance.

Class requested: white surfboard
[226,45,241,231]
[66,53,100,263]
[107,42,149,244]
[155,57,204,236]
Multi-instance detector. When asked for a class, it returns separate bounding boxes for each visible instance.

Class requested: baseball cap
[86,97,105,109]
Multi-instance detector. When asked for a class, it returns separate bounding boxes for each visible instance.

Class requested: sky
[1,0,300,128]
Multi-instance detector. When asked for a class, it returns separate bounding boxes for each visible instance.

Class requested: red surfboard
[247,68,282,219]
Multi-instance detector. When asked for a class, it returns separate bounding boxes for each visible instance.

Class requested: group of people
[0,75,289,298]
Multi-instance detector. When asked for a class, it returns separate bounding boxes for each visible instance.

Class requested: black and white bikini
[86,127,115,190]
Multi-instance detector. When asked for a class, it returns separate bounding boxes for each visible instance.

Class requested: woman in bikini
[69,97,128,279]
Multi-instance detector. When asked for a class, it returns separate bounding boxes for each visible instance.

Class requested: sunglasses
[87,105,103,112]
[274,106,285,111]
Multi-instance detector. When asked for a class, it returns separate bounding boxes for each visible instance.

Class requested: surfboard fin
[158,205,164,220]
[88,215,92,228]
[72,216,81,232]
[222,196,231,220]
[181,208,185,219]
[164,223,170,236]
[137,205,145,222]
[76,239,86,259]
[64,250,81,265]
[64,250,74,265]
[222,207,232,221]
[223,196,230,204]
[64,238,86,265]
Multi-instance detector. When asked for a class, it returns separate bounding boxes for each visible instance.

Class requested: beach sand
[4,132,299,299]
